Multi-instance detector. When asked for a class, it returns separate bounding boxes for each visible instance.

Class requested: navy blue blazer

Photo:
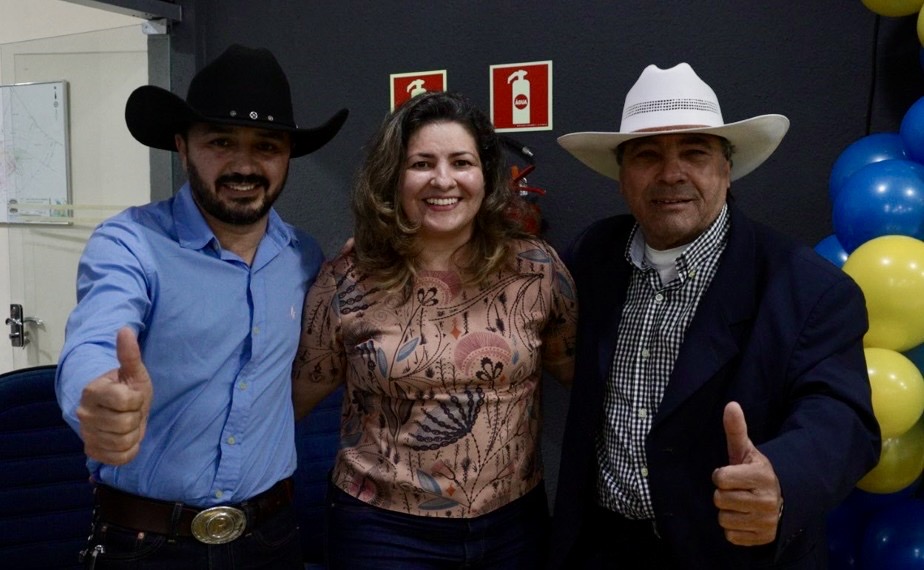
[550,205,880,568]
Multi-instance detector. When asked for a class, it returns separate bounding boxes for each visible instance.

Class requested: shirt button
[640,467,649,477]
[654,293,664,303]
[641,348,650,358]
[689,269,697,278]
[215,490,223,499]
[252,326,260,335]
[238,381,248,390]
[227,436,237,445]
[637,408,648,418]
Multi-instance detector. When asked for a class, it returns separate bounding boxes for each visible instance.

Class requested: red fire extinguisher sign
[490,60,552,132]
[390,70,447,111]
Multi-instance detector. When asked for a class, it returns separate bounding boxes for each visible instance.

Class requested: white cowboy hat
[558,63,790,181]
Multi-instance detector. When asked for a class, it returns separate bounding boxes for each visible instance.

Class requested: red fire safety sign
[490,60,552,132]
[390,70,447,111]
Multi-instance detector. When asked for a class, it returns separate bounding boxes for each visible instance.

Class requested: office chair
[0,364,93,569]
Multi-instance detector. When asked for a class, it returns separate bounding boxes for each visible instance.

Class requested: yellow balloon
[857,419,924,493]
[843,236,924,352]
[919,4,924,46]
[862,0,924,17]
[866,347,924,438]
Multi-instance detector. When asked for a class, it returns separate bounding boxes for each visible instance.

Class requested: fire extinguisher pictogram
[507,70,530,125]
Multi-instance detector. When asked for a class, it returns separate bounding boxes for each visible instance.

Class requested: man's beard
[187,160,286,225]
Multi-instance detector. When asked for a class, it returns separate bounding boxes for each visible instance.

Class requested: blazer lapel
[586,222,633,384]
[654,207,759,425]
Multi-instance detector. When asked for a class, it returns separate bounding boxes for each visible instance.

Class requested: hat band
[624,97,721,119]
[225,109,292,126]
[633,124,713,133]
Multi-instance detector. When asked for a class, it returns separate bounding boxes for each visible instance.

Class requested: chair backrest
[294,385,344,567]
[0,364,93,569]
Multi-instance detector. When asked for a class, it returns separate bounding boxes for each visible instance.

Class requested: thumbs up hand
[711,401,784,546]
[76,327,153,465]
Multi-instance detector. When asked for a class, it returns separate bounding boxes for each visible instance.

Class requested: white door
[0,6,152,373]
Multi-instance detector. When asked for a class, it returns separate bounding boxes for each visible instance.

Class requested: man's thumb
[724,401,751,465]
[116,327,147,388]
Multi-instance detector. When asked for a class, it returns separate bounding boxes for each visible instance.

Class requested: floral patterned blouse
[294,238,577,518]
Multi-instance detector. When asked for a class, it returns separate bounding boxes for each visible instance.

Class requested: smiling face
[399,120,485,251]
[176,122,292,229]
[618,133,731,250]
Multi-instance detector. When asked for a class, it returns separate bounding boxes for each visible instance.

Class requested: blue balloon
[827,500,865,569]
[814,234,849,268]
[828,486,919,569]
[905,343,924,375]
[829,133,908,205]
[901,97,924,164]
[842,484,919,519]
[832,159,924,253]
[861,499,924,569]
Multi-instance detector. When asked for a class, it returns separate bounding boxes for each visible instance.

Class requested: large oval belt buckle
[190,506,246,544]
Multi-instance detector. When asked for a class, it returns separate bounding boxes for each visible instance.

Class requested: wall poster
[0,81,70,224]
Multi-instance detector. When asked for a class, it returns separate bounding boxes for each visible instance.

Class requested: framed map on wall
[0,81,70,224]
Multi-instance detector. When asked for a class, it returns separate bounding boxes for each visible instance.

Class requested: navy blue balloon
[827,500,864,569]
[829,133,908,205]
[843,484,919,519]
[901,97,924,164]
[861,499,924,569]
[830,486,919,569]
[905,343,924,374]
[832,159,924,254]
[814,234,849,268]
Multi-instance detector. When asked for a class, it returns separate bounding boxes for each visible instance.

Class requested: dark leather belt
[95,478,293,544]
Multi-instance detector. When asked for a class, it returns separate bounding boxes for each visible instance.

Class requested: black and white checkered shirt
[596,205,730,519]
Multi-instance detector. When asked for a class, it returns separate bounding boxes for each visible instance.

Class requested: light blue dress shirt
[56,183,324,507]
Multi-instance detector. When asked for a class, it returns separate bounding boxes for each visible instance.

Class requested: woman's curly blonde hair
[351,91,528,301]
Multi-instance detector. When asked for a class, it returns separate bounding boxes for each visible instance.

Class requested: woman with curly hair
[292,91,577,569]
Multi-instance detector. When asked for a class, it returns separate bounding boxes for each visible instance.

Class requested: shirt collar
[624,203,730,273]
[172,182,297,256]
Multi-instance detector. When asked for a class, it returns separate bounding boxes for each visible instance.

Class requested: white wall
[0,1,150,371]
[0,0,142,45]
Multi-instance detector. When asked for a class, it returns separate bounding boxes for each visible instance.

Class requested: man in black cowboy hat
[55,44,347,568]
[549,63,879,568]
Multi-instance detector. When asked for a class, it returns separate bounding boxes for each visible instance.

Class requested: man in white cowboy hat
[549,63,879,568]
[55,44,347,568]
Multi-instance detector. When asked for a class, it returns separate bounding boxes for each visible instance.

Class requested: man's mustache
[216,173,269,187]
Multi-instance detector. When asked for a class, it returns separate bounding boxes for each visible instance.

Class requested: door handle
[6,304,44,348]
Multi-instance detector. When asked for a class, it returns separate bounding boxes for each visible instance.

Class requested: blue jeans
[325,481,550,569]
[80,503,303,569]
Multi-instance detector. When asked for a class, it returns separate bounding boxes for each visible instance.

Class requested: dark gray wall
[167,1,923,257]
[164,0,924,503]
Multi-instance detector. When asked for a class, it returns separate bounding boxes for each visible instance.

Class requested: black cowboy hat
[125,44,348,158]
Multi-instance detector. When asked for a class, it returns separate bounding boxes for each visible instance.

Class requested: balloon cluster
[823,8,924,562]
[861,0,924,45]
